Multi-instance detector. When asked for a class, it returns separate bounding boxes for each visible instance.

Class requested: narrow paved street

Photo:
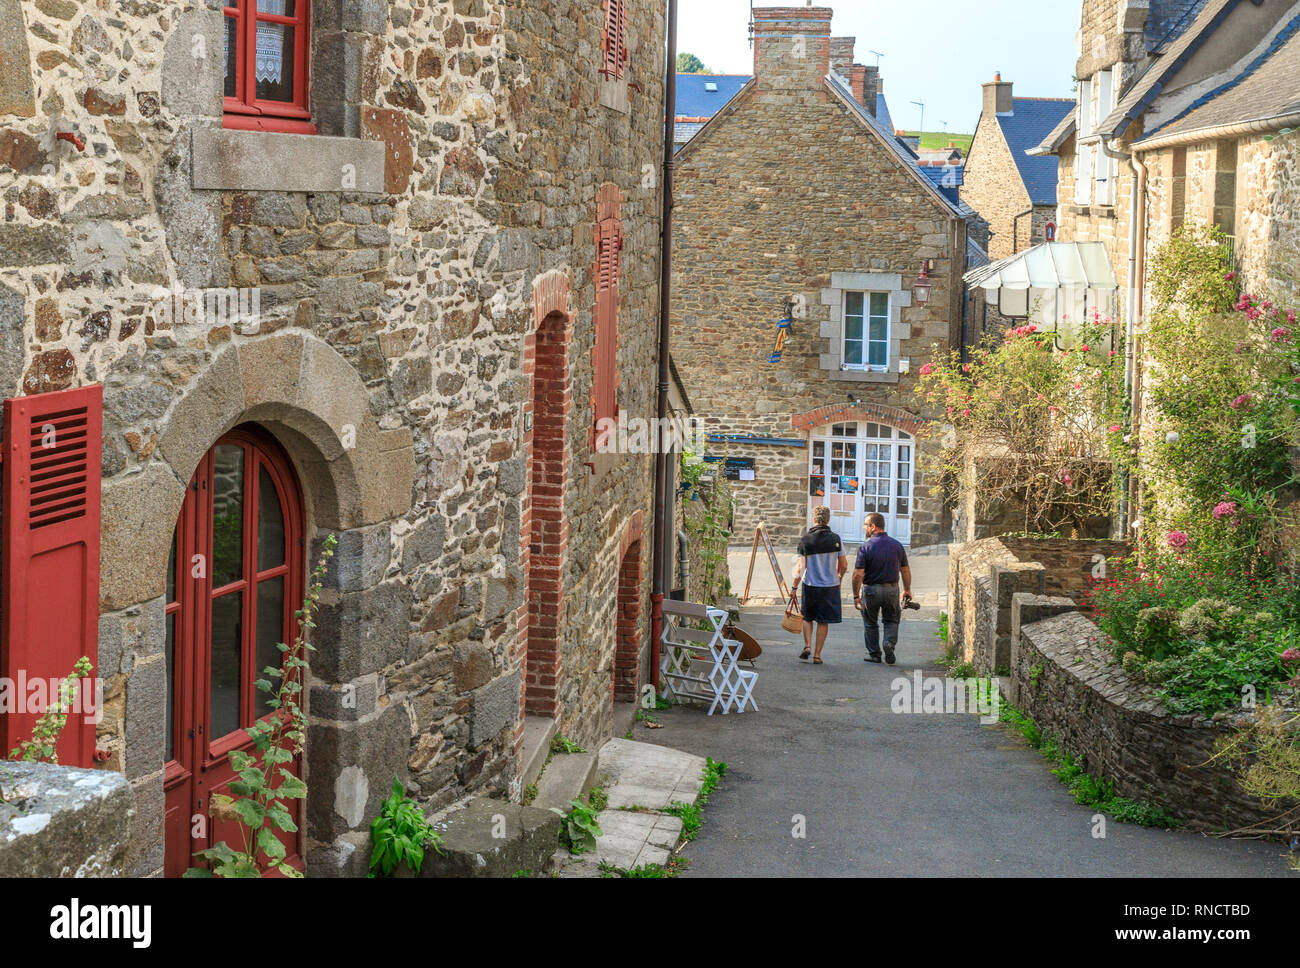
[641,552,1291,877]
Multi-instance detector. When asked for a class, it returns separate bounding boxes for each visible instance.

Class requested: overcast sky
[677,0,1081,133]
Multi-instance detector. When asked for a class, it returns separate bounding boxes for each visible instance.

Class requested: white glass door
[809,422,913,546]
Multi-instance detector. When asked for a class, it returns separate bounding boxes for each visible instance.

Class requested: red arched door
[163,425,306,877]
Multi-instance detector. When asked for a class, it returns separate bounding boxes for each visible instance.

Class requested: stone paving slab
[597,737,708,809]
[551,738,705,876]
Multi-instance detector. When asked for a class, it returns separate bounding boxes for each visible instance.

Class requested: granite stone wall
[1012,604,1295,833]
[0,0,665,876]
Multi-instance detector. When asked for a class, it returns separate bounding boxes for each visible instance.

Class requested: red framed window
[223,1,316,134]
[601,0,628,80]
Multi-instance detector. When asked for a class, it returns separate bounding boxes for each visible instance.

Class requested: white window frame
[1074,77,1093,206]
[842,291,891,372]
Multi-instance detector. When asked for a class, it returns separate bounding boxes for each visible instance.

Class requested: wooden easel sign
[743,522,791,604]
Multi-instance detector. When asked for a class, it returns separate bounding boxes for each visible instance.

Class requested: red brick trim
[791,403,926,436]
[521,306,573,719]
[618,510,643,561]
[596,182,623,222]
[614,536,643,703]
[532,270,571,333]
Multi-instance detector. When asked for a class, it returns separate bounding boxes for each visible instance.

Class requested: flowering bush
[1140,226,1300,574]
[916,323,1125,536]
[1086,544,1300,714]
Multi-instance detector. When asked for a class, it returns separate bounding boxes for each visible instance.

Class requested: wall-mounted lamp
[912,259,934,305]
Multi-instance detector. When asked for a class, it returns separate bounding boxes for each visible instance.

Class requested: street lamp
[912,260,934,305]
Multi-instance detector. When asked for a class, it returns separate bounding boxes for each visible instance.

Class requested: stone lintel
[191,128,386,193]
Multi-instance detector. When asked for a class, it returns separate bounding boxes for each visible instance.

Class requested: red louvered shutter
[594,218,621,429]
[602,0,627,79]
[1,384,102,766]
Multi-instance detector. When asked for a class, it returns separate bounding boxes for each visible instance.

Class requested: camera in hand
[903,598,921,611]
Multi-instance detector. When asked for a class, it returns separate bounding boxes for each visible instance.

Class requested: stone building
[962,74,1072,261]
[671,5,969,550]
[964,0,1300,538]
[0,0,669,877]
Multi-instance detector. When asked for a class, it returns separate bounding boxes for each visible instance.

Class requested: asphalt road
[643,608,1292,878]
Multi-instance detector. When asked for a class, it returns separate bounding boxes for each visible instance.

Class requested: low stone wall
[1010,603,1291,834]
[949,537,1132,674]
[0,762,134,876]
[1001,537,1131,609]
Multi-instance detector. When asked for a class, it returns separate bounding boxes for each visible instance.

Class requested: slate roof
[1137,10,1300,145]
[675,74,753,120]
[1030,107,1077,156]
[874,93,894,135]
[995,97,1075,205]
[1099,0,1237,140]
[966,236,990,271]
[1147,0,1213,52]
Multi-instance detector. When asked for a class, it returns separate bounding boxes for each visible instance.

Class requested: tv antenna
[867,50,884,68]
[911,99,926,136]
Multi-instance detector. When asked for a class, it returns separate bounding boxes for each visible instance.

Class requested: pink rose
[1167,530,1189,550]
[1108,425,1122,433]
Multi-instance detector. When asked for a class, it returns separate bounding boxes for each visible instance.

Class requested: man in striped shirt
[791,506,847,664]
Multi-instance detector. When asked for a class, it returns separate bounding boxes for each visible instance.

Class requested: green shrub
[369,776,444,877]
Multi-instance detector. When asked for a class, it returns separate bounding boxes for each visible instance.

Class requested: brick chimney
[847,64,880,116]
[983,72,1014,116]
[830,36,856,74]
[752,6,833,93]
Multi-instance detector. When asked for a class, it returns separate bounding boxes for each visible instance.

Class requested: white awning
[963,241,1119,336]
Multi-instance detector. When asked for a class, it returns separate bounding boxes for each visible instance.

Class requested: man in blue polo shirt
[852,513,912,664]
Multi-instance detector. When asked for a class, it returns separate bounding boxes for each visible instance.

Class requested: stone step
[532,751,600,813]
[520,715,557,790]
[418,797,561,878]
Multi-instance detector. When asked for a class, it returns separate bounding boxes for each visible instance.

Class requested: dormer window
[223,0,316,134]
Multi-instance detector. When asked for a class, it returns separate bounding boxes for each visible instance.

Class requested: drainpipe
[1011,206,1033,254]
[1100,133,1142,536]
[1129,146,1149,538]
[651,0,680,693]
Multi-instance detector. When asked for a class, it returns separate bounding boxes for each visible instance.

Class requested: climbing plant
[185,533,336,878]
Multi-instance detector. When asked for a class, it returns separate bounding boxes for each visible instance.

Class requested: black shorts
[801,585,842,624]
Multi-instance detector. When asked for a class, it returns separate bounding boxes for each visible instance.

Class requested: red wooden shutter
[594,218,622,428]
[1,384,102,766]
[602,0,627,79]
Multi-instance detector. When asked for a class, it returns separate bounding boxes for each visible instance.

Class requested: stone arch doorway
[522,306,572,719]
[162,424,306,877]
[100,332,416,876]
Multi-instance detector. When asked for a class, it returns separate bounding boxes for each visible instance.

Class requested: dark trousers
[861,583,900,658]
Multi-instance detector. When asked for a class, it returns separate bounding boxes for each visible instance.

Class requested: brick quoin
[522,292,573,720]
